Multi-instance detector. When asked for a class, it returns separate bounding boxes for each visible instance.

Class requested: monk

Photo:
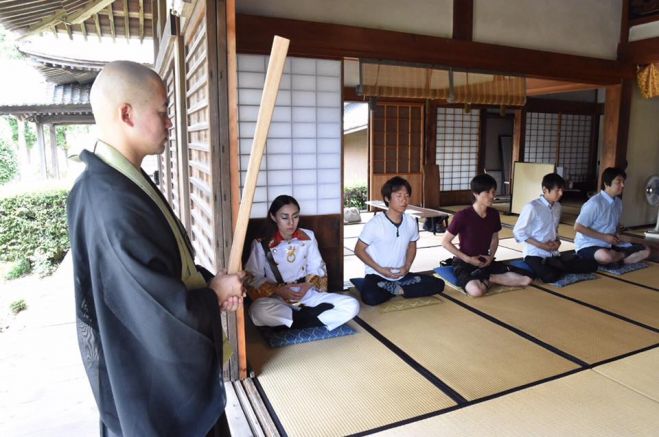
[67,60,244,436]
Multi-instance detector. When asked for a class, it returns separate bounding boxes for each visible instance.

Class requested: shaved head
[90,60,171,166]
[91,60,163,126]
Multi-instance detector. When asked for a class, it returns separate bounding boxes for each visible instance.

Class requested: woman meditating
[245,195,359,330]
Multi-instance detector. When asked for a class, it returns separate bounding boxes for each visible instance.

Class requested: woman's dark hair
[542,173,565,191]
[263,195,300,240]
[470,174,497,195]
[601,167,626,189]
[381,176,412,206]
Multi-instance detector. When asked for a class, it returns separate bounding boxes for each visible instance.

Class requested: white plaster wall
[473,0,621,60]
[629,21,659,42]
[343,130,368,187]
[237,0,453,38]
[622,87,659,227]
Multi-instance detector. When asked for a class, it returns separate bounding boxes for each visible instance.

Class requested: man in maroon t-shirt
[441,174,532,297]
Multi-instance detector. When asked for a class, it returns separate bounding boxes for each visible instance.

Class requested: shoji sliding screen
[525,112,592,184]
[435,107,480,191]
[237,55,342,218]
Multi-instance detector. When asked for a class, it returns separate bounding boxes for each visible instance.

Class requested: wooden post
[601,82,631,179]
[16,117,30,180]
[511,109,526,194]
[35,121,47,179]
[227,0,240,230]
[226,36,289,380]
[48,124,59,178]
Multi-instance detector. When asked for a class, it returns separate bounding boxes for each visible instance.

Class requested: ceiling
[0,0,153,41]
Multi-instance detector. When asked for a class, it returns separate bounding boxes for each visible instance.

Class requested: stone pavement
[0,253,98,436]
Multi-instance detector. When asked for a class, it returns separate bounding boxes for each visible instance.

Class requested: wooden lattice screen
[525,112,593,183]
[163,56,181,217]
[435,107,480,191]
[369,102,424,204]
[183,5,216,270]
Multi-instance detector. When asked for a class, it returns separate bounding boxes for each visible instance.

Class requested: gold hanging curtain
[360,62,526,106]
[637,63,659,99]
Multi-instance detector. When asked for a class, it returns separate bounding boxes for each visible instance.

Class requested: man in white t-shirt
[354,176,445,306]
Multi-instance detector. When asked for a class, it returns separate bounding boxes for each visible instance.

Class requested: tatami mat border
[353,316,467,404]
[596,270,659,292]
[440,293,588,366]
[531,283,659,334]
[347,367,585,437]
[348,344,659,436]
[251,368,288,437]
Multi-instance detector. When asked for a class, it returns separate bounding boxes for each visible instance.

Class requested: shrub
[5,258,32,280]
[0,139,18,185]
[0,190,69,276]
[10,299,27,315]
[344,184,367,210]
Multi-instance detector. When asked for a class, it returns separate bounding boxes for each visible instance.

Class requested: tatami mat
[374,371,659,437]
[490,245,523,261]
[444,288,659,364]
[557,223,577,240]
[539,275,659,330]
[498,227,514,239]
[598,262,659,290]
[357,300,578,401]
[247,322,456,437]
[595,346,659,403]
[498,213,519,227]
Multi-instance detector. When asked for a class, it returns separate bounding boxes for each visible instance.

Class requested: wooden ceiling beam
[20,0,114,38]
[123,0,129,41]
[236,14,632,84]
[107,4,115,40]
[526,78,601,96]
[623,37,659,64]
[139,0,144,42]
[64,22,73,40]
[93,12,102,40]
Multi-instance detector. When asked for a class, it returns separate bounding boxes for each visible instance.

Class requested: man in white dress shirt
[574,167,649,266]
[514,173,597,283]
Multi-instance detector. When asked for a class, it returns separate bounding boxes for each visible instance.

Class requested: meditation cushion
[349,277,443,311]
[259,324,356,348]
[598,262,649,275]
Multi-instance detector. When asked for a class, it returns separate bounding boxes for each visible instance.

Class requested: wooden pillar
[16,117,30,179]
[47,124,59,178]
[35,121,47,178]
[173,20,192,233]
[227,0,240,229]
[423,101,440,208]
[511,109,525,193]
[512,109,525,163]
[601,81,632,185]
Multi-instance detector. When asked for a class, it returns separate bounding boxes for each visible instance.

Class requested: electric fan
[645,175,659,239]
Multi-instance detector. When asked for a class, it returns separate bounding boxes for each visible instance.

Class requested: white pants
[249,288,359,331]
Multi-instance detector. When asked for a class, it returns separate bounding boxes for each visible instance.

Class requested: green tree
[0,139,18,185]
[0,25,23,60]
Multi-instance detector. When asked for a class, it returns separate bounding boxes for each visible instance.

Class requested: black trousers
[524,253,597,283]
[360,273,444,306]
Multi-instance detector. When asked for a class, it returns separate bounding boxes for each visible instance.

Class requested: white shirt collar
[600,190,615,204]
[539,195,553,209]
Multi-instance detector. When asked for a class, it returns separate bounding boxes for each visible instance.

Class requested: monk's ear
[120,103,135,127]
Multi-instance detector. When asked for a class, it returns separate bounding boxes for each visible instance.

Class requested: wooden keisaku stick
[227,35,289,379]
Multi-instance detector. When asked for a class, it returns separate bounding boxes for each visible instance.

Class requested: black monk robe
[67,150,225,436]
